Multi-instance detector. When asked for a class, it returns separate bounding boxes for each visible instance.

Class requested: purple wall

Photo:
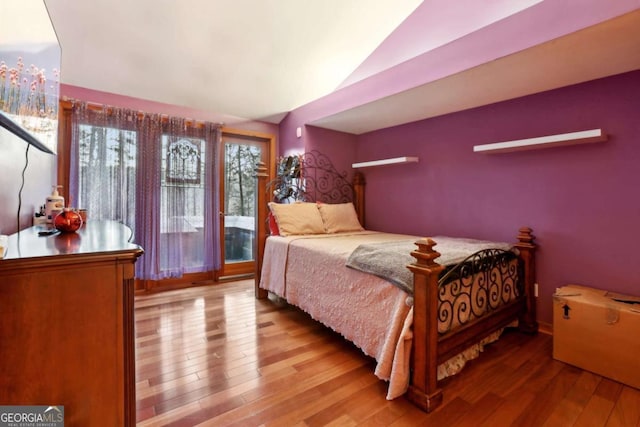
[305,125,358,181]
[278,117,358,181]
[355,70,640,325]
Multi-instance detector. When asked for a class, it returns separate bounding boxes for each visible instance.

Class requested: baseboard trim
[538,320,552,335]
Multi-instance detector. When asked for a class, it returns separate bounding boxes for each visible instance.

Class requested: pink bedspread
[260,231,417,398]
[259,231,513,399]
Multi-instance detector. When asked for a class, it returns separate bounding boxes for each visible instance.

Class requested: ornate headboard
[266,150,365,224]
[253,150,365,297]
[268,150,354,202]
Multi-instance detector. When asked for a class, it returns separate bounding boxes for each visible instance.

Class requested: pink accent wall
[355,70,640,325]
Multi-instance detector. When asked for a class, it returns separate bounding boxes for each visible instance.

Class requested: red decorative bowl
[53,208,84,233]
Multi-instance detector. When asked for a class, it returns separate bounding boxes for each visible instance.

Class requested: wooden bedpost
[514,227,538,333]
[353,171,365,227]
[254,161,269,299]
[406,238,445,412]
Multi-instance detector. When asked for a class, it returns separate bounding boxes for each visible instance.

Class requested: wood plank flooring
[135,279,640,426]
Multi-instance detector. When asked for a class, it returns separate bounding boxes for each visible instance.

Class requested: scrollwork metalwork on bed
[269,150,356,204]
[437,248,522,335]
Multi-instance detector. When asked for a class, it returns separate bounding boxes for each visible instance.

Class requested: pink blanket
[260,231,414,398]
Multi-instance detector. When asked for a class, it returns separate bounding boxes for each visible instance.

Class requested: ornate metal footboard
[407,229,536,413]
[437,249,522,335]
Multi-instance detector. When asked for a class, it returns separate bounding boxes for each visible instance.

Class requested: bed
[253,151,537,412]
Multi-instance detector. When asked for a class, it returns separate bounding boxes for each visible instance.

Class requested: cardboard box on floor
[553,284,640,389]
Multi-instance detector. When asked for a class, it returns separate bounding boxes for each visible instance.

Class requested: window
[160,135,207,271]
[77,124,137,230]
[67,101,222,280]
[223,142,260,262]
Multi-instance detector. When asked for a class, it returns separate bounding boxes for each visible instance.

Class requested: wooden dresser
[0,220,143,426]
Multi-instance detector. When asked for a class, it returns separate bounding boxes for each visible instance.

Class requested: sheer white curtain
[69,100,221,279]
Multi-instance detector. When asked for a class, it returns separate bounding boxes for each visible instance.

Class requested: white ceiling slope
[43,1,640,133]
[44,0,421,123]
[336,0,543,89]
[313,9,640,134]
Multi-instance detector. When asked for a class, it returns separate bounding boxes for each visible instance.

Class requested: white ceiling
[1,1,58,45]
[35,1,640,134]
[43,0,422,123]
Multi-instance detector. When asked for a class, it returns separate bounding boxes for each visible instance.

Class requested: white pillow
[267,202,325,236]
[317,202,364,233]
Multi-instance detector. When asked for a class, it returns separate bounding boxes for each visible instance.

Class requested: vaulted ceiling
[44,0,423,122]
[39,1,640,133]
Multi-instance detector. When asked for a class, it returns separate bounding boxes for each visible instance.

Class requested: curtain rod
[60,97,225,129]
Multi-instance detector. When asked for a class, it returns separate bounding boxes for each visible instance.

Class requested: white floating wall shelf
[473,129,607,154]
[352,156,419,169]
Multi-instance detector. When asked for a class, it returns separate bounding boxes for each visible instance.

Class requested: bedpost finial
[517,227,535,246]
[411,238,442,267]
[420,237,437,250]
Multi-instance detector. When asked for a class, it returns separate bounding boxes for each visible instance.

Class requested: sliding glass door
[219,131,270,278]
[72,109,273,282]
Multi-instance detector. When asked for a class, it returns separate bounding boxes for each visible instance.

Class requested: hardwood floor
[135,280,640,426]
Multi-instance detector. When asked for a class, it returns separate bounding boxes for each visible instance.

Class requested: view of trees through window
[224,143,260,217]
[224,143,260,262]
[77,129,262,267]
[77,124,137,229]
